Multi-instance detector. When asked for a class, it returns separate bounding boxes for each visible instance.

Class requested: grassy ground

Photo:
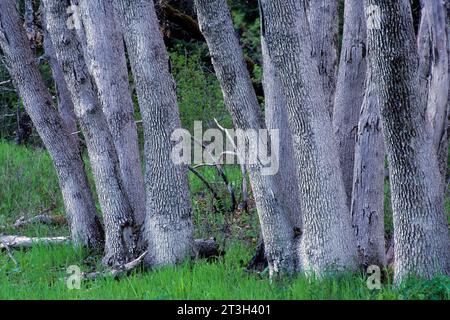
[0,140,449,300]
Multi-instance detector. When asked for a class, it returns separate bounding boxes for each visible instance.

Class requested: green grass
[0,140,449,300]
[1,242,448,300]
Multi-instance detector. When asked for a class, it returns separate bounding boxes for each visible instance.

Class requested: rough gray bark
[417,0,449,183]
[78,0,145,227]
[365,0,450,283]
[41,8,78,147]
[24,0,37,51]
[0,0,104,250]
[306,0,339,116]
[351,68,386,268]
[115,0,194,268]
[196,0,298,276]
[261,36,302,234]
[260,0,357,274]
[42,0,139,267]
[333,0,368,206]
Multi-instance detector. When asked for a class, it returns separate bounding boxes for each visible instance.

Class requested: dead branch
[83,251,148,280]
[0,204,62,230]
[1,242,18,267]
[214,118,248,212]
[191,136,237,212]
[188,165,224,212]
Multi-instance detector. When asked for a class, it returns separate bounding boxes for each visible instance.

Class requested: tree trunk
[41,8,78,147]
[260,0,357,274]
[78,0,146,228]
[417,0,449,185]
[365,0,450,283]
[195,0,298,276]
[115,0,194,268]
[261,36,302,234]
[42,0,139,267]
[0,0,104,250]
[306,0,339,117]
[333,0,368,207]
[351,68,386,268]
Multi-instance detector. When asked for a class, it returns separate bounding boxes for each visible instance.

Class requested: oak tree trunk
[306,0,339,116]
[417,0,449,185]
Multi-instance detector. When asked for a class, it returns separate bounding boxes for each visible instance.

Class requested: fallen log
[0,235,70,250]
[1,235,222,260]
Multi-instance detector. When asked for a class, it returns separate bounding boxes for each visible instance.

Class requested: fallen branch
[0,235,70,250]
[191,136,237,212]
[1,242,18,267]
[0,204,62,230]
[83,251,148,280]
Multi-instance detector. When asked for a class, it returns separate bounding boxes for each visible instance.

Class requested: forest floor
[0,140,449,300]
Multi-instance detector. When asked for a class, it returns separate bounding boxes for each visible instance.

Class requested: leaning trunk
[196,0,298,276]
[41,8,78,147]
[115,0,194,268]
[0,0,104,250]
[351,67,386,268]
[333,0,368,206]
[78,0,146,227]
[43,0,139,267]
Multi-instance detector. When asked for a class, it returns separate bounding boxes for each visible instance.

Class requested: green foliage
[169,45,232,133]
